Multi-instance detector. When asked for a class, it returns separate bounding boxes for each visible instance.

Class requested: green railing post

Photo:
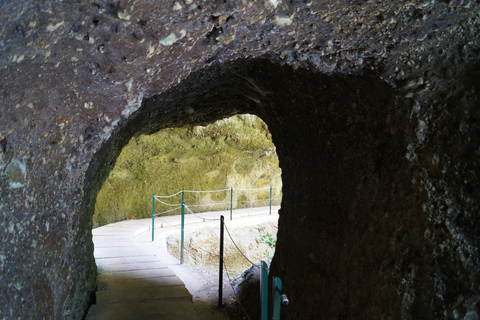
[152,193,155,242]
[230,187,233,221]
[218,215,224,307]
[269,185,272,215]
[180,189,185,264]
[272,277,282,320]
[260,261,268,320]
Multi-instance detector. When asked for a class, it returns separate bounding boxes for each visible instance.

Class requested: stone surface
[1,0,480,319]
[233,263,263,319]
[86,220,194,320]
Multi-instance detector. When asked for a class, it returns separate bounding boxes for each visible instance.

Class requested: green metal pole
[218,215,224,307]
[230,187,233,221]
[272,277,282,320]
[260,261,268,320]
[152,194,155,242]
[181,189,185,264]
[269,186,272,215]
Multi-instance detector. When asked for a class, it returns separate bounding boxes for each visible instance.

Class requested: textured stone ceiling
[1,0,480,319]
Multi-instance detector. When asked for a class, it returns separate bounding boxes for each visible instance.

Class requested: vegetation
[93,114,282,228]
[258,232,277,260]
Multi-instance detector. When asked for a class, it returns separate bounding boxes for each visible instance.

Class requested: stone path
[86,206,280,320]
[86,219,196,319]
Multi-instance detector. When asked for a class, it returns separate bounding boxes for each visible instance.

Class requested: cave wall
[1,1,479,319]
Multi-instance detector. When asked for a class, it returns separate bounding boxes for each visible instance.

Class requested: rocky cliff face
[93,114,282,228]
[1,0,479,319]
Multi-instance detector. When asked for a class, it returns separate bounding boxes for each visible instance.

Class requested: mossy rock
[93,114,282,228]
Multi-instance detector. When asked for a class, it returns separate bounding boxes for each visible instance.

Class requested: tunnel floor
[86,219,197,319]
[86,207,279,319]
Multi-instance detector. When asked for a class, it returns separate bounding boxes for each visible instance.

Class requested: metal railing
[150,187,290,319]
[151,186,282,262]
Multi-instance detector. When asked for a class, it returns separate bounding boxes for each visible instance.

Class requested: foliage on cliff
[93,114,282,227]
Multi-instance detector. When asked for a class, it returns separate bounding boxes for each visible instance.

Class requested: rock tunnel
[88,58,409,318]
[1,0,480,319]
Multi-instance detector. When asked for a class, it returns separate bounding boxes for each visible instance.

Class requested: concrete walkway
[86,206,280,320]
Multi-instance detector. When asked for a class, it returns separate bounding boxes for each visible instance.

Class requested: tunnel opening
[89,111,283,319]
[83,57,425,319]
[93,113,282,228]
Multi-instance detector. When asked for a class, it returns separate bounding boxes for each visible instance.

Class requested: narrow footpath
[86,206,280,320]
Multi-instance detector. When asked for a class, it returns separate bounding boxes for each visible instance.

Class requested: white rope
[236,200,280,204]
[157,220,267,272]
[183,188,230,193]
[154,219,207,241]
[155,219,219,257]
[153,220,218,257]
[154,198,182,207]
[154,206,182,216]
[234,187,271,191]
[222,258,253,320]
[186,202,231,208]
[154,218,213,249]
[155,218,182,230]
[223,222,261,269]
[184,205,217,221]
[154,187,281,198]
[154,190,183,198]
[237,199,270,203]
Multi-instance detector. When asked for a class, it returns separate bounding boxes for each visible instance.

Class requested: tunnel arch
[84,57,425,318]
[1,1,479,318]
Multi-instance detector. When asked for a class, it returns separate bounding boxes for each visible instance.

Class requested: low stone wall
[166,221,277,273]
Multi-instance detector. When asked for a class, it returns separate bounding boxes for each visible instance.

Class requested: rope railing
[155,214,220,258]
[151,186,282,257]
[155,218,182,230]
[222,257,253,320]
[156,210,287,319]
[154,190,184,198]
[219,216,287,320]
[150,183,287,320]
[223,222,262,270]
[237,198,282,203]
[184,204,217,221]
[184,202,231,208]
[153,198,281,210]
[160,220,220,260]
[183,188,230,193]
[166,217,265,271]
[234,187,272,191]
[154,199,182,207]
[152,186,282,219]
[154,206,182,217]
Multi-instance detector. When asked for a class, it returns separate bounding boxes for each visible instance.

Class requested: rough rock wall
[0,0,479,319]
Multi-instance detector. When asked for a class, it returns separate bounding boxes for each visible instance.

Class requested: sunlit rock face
[1,0,479,319]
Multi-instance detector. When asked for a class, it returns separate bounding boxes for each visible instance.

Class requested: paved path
[86,206,280,320]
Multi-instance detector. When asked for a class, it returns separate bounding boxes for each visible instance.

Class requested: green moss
[236,194,248,208]
[93,114,282,228]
